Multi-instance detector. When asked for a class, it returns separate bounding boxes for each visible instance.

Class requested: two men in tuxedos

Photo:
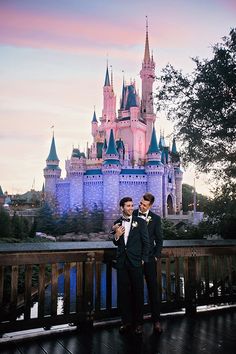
[112,197,149,335]
[133,192,163,333]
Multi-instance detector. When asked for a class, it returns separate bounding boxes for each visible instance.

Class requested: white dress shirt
[138,210,149,221]
[122,217,131,244]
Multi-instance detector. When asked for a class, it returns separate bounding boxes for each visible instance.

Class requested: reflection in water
[17,263,182,319]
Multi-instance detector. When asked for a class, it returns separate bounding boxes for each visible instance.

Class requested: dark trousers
[117,259,144,326]
[144,260,160,322]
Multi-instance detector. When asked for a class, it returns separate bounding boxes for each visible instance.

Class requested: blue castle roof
[72,148,85,158]
[106,129,118,155]
[102,138,107,150]
[92,110,98,123]
[147,127,159,154]
[84,169,102,175]
[104,66,110,86]
[171,138,177,154]
[47,135,59,161]
[146,160,163,166]
[125,84,138,110]
[161,148,169,164]
[46,164,61,170]
[121,169,146,175]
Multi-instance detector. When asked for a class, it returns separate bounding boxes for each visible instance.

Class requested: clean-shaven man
[133,192,163,334]
[112,196,149,335]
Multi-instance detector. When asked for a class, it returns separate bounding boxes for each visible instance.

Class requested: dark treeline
[1,186,235,242]
[0,203,104,242]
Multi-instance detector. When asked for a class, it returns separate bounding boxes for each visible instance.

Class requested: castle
[43,24,183,226]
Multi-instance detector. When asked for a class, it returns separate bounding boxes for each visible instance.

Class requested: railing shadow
[0,240,236,335]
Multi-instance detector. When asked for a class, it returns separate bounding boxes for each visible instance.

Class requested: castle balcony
[0,240,235,353]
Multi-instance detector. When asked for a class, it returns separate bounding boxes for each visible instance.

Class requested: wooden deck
[0,307,236,354]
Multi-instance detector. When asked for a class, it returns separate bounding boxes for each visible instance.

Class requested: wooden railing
[0,240,236,335]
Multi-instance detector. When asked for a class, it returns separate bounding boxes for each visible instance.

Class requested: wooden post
[184,257,197,316]
[77,252,95,330]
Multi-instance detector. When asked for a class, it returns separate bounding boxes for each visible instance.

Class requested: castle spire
[144,16,151,62]
[92,109,98,123]
[147,126,159,154]
[102,138,107,150]
[120,73,126,109]
[104,62,110,86]
[110,65,113,87]
[171,137,177,154]
[106,129,118,155]
[47,134,59,161]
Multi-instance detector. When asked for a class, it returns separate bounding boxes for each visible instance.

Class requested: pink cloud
[0,8,143,51]
[216,0,236,11]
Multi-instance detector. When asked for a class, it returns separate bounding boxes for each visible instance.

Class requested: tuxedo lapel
[126,216,134,245]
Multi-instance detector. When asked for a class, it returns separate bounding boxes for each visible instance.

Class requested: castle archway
[167,195,174,215]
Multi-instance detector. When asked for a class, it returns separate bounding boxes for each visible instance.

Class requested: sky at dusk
[0,0,235,196]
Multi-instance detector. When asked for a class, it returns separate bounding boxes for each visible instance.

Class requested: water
[18,264,181,320]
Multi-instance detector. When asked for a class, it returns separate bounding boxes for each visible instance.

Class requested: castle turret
[116,138,125,162]
[102,64,116,132]
[102,129,121,227]
[140,18,156,155]
[102,138,107,158]
[145,126,164,215]
[65,147,86,210]
[91,110,98,138]
[44,134,61,206]
[140,19,155,115]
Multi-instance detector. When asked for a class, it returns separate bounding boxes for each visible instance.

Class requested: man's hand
[115,225,125,240]
[112,223,120,231]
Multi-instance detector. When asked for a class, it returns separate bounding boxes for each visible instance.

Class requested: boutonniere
[132,221,138,229]
[146,216,152,225]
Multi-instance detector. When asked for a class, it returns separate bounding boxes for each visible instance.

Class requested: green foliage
[36,202,56,234]
[29,220,37,238]
[204,182,236,238]
[156,28,236,182]
[182,183,210,212]
[36,204,104,236]
[177,222,213,240]
[0,207,12,238]
[11,213,22,238]
[162,218,178,239]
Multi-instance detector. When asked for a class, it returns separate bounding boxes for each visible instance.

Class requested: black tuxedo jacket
[133,209,163,260]
[112,215,149,268]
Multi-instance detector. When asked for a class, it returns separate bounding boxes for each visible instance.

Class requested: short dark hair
[143,192,155,205]
[120,196,133,207]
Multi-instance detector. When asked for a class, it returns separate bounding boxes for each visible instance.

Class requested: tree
[0,207,12,239]
[36,203,56,235]
[11,213,24,239]
[204,181,236,239]
[182,183,210,212]
[156,28,236,182]
[162,218,178,239]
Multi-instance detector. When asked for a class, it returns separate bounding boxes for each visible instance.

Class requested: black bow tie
[121,217,130,222]
[139,212,147,217]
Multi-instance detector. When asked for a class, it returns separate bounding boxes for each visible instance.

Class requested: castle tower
[90,110,99,159]
[91,110,98,138]
[65,148,86,210]
[140,18,156,154]
[102,129,121,226]
[43,134,61,206]
[145,126,164,215]
[101,64,116,139]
